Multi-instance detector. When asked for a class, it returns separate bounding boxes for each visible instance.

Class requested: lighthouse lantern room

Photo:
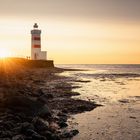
[31,23,47,60]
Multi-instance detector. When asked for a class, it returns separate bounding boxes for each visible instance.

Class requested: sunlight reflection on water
[57,64,140,105]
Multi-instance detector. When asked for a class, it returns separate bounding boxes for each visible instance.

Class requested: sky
[0,0,140,64]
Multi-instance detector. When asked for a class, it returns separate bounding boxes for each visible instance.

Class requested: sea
[56,64,140,105]
[56,64,140,140]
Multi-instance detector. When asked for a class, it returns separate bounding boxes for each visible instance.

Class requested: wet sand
[68,103,140,140]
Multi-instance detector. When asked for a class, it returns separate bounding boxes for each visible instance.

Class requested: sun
[0,48,10,58]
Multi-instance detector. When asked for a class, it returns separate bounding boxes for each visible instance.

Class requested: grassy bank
[0,57,54,69]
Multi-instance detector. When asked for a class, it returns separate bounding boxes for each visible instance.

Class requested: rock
[32,133,46,140]
[40,131,60,140]
[25,129,38,136]
[21,122,34,133]
[57,112,67,122]
[59,115,67,123]
[77,105,89,111]
[12,135,24,140]
[0,131,13,138]
[12,126,22,134]
[24,137,32,140]
[2,138,11,140]
[130,116,136,119]
[37,96,48,104]
[38,89,45,96]
[49,122,59,132]
[25,129,47,140]
[58,121,68,128]
[3,96,51,117]
[15,113,26,120]
[62,109,68,113]
[70,130,79,136]
[37,94,53,104]
[3,121,15,130]
[13,116,22,122]
[118,99,129,103]
[44,93,53,99]
[38,105,51,118]
[2,96,44,117]
[23,116,34,122]
[75,80,91,83]
[61,129,79,138]
[33,118,49,131]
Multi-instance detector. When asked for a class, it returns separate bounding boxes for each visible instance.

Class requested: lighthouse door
[34,53,37,60]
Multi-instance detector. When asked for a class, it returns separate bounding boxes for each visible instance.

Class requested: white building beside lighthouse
[31,23,47,60]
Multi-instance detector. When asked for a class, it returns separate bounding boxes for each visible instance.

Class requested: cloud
[0,0,140,21]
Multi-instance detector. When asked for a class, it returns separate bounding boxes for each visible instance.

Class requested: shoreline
[0,62,100,140]
[68,103,140,140]
[62,65,140,140]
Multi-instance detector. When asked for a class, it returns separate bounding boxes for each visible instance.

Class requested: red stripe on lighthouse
[33,45,41,48]
[33,37,40,41]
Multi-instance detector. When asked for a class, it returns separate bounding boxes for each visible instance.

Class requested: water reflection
[58,65,140,105]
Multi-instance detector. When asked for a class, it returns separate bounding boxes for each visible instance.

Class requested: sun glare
[0,48,10,58]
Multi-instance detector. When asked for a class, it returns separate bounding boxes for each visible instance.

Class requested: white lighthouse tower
[31,23,47,60]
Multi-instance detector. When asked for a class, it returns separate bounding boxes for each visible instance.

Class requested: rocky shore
[0,59,99,140]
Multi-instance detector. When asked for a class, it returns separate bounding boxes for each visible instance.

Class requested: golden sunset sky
[0,0,140,64]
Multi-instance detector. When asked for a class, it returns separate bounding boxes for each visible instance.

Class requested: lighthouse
[31,23,47,60]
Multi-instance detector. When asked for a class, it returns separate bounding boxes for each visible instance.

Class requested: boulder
[25,129,38,136]
[2,95,51,119]
[61,129,79,138]
[0,131,13,138]
[32,133,46,140]
[38,105,51,118]
[2,138,11,140]
[44,93,54,99]
[37,96,48,104]
[58,121,68,128]
[2,96,44,117]
[21,122,34,133]
[12,135,24,140]
[33,89,45,97]
[2,121,15,130]
[37,94,53,104]
[40,131,60,140]
[33,118,49,132]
